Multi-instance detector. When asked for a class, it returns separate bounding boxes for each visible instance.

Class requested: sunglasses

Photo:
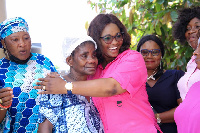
[140,49,161,56]
[100,32,124,44]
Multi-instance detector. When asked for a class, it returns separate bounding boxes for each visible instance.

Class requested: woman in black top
[137,35,184,133]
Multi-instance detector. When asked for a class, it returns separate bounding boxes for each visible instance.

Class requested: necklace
[147,68,158,81]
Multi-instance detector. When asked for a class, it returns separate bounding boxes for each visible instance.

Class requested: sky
[6,0,97,70]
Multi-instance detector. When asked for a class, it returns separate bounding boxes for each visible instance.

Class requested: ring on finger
[0,99,2,104]
[42,86,46,91]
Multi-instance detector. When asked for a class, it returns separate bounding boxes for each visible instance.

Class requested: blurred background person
[0,17,57,133]
[137,35,184,133]
[172,6,200,100]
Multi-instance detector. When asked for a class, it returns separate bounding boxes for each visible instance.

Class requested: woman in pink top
[174,37,200,133]
[172,6,200,100]
[35,14,161,133]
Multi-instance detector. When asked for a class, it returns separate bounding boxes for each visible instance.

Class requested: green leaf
[170,61,175,68]
[177,59,183,66]
[155,3,162,12]
[155,26,162,35]
[170,11,178,22]
[156,0,164,4]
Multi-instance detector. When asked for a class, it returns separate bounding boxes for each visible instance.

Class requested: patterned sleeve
[38,94,63,126]
[38,55,62,126]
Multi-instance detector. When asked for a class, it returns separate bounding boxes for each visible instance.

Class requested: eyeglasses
[140,49,161,56]
[100,32,124,44]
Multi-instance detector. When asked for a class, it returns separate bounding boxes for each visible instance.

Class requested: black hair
[172,6,200,44]
[136,34,165,57]
[88,13,131,64]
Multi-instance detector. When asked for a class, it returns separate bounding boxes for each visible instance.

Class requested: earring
[4,49,9,59]
[160,56,162,70]
[160,61,162,70]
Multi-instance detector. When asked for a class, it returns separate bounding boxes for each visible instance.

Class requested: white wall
[0,0,6,58]
[6,0,97,70]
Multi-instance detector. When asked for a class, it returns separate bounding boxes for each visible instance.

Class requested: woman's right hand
[0,87,14,107]
[34,72,67,94]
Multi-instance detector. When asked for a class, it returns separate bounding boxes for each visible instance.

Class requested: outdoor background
[5,0,200,71]
[6,0,97,71]
[88,0,200,71]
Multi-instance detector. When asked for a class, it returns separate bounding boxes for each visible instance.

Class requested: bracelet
[0,106,7,110]
[156,113,161,124]
[0,101,12,109]
[65,82,73,95]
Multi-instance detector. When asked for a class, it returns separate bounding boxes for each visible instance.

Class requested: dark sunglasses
[100,32,124,44]
[140,49,161,56]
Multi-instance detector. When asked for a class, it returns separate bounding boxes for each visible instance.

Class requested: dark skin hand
[0,87,13,106]
[0,87,14,123]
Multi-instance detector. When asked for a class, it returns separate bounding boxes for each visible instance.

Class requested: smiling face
[193,45,200,69]
[185,17,200,50]
[70,42,98,76]
[140,40,162,70]
[2,31,31,60]
[100,23,123,64]
[193,36,200,69]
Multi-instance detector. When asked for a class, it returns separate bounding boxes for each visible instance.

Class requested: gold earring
[4,48,9,59]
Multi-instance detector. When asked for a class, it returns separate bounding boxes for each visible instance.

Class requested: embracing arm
[72,78,126,97]
[35,51,146,97]
[35,75,126,97]
[37,119,53,133]
[156,98,182,123]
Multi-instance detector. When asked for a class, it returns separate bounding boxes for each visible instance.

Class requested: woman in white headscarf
[37,36,104,133]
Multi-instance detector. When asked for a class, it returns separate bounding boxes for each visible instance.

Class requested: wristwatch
[65,82,73,95]
[156,113,161,124]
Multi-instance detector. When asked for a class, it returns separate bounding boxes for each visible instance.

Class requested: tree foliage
[88,0,200,71]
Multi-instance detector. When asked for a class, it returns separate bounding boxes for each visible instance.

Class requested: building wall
[0,0,6,58]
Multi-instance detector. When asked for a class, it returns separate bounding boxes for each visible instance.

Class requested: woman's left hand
[34,72,67,94]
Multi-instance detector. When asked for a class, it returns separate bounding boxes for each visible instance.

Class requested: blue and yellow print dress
[0,53,56,133]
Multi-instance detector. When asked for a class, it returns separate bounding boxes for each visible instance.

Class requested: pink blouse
[177,55,200,100]
[89,49,161,133]
[174,81,200,133]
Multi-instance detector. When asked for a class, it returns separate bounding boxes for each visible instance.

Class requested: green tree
[88,0,200,71]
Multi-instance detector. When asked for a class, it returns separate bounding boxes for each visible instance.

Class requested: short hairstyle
[88,13,131,64]
[136,34,165,57]
[172,6,200,44]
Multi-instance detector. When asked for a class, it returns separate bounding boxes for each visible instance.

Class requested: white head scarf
[62,35,97,59]
[62,35,97,61]
[59,35,97,75]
